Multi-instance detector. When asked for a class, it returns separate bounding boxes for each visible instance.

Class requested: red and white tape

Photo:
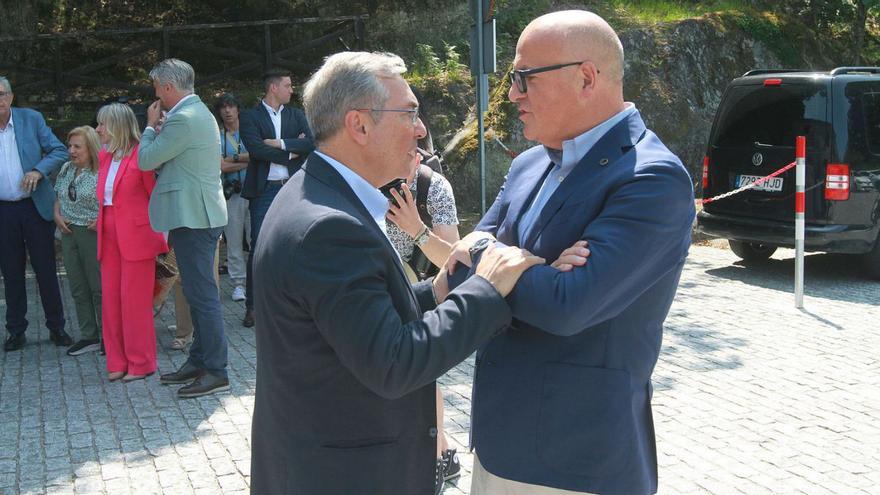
[700,160,797,205]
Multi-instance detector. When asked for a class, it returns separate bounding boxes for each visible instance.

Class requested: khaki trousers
[471,452,596,495]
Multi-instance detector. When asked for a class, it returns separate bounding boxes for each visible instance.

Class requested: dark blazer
[239,103,314,199]
[249,153,512,495]
[470,111,695,495]
[10,107,67,221]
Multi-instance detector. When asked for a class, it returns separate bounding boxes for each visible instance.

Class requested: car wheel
[861,237,880,280]
[728,240,777,262]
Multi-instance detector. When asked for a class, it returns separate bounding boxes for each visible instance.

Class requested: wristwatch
[468,237,492,264]
[414,225,430,246]
[232,153,240,162]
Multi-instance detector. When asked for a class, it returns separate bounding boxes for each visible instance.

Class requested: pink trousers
[100,207,157,375]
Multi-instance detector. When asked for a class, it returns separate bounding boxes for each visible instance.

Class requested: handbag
[153,249,179,315]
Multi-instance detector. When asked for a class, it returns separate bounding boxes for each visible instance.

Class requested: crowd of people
[0,9,696,495]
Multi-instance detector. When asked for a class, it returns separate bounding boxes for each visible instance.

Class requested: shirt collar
[167,94,197,116]
[0,109,14,131]
[314,151,389,231]
[545,102,637,173]
[262,100,285,116]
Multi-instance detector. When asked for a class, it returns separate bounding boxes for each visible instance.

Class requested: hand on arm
[445,230,497,274]
[473,244,545,296]
[550,240,590,272]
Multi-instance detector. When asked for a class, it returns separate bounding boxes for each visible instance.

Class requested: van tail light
[825,164,850,201]
[702,155,710,190]
[764,78,783,86]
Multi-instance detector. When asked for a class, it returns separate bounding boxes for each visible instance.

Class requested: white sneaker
[232,285,246,302]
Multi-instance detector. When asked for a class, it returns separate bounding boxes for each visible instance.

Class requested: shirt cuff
[145,126,156,134]
[280,140,286,151]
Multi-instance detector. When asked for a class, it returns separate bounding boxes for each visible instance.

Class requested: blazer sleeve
[503,160,695,336]
[32,113,68,177]
[138,116,190,171]
[281,109,315,156]
[240,109,292,164]
[296,214,510,400]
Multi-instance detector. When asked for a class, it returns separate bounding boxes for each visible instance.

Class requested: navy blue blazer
[471,111,695,495]
[239,103,314,200]
[250,154,512,495]
[9,107,68,220]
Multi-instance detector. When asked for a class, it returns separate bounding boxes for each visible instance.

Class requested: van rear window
[858,92,880,156]
[713,84,829,148]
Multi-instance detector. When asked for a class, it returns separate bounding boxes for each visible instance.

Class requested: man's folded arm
[501,162,695,336]
[297,216,511,400]
[239,110,291,163]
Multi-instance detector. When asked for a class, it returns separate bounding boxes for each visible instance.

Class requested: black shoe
[67,339,101,356]
[4,334,26,352]
[160,362,205,385]
[242,309,255,328]
[177,373,229,399]
[49,329,73,347]
[441,448,461,481]
[100,341,105,355]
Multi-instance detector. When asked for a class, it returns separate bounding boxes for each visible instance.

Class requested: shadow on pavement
[704,253,879,307]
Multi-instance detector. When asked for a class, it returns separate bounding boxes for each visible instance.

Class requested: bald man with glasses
[447,10,695,495]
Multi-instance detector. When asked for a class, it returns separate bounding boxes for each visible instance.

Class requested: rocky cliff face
[442,13,838,212]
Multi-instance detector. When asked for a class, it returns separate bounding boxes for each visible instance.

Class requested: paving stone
[3,245,879,494]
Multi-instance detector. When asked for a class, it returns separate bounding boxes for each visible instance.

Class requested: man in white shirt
[239,69,314,328]
[0,75,71,351]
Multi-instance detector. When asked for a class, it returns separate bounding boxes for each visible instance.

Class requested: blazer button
[599,158,609,166]
[428,427,438,438]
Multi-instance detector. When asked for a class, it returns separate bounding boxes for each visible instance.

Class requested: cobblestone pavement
[0,244,878,494]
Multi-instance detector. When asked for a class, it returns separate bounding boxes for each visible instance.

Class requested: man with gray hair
[0,75,71,351]
[249,51,543,495]
[138,58,230,398]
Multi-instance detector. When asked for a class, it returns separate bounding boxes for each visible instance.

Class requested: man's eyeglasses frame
[509,61,598,94]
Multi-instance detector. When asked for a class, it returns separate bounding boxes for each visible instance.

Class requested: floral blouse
[53,161,99,226]
[387,172,459,262]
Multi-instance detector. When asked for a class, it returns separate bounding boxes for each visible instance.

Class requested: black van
[696,67,880,278]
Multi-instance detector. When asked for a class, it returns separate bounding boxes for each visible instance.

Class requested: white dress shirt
[0,111,26,201]
[262,100,290,181]
[103,158,123,206]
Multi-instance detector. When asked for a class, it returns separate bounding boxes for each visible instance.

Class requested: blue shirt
[221,129,247,184]
[314,151,391,241]
[518,103,637,244]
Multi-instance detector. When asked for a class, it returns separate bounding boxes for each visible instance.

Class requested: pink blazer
[96,144,168,261]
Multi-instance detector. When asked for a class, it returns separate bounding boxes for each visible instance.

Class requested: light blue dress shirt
[314,151,391,241]
[517,103,637,244]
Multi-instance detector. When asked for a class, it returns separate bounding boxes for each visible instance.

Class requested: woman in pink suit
[95,103,167,382]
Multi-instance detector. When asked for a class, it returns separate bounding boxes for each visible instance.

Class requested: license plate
[737,174,783,192]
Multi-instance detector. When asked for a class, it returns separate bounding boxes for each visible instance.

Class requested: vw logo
[752,153,764,167]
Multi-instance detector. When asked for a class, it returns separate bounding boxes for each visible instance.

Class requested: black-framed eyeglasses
[68,183,77,202]
[355,107,420,125]
[509,61,596,94]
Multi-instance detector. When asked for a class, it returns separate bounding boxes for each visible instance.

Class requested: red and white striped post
[795,135,806,308]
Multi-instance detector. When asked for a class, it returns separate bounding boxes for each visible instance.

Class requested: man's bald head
[521,10,624,83]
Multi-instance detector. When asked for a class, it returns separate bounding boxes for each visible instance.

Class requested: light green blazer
[138,95,227,232]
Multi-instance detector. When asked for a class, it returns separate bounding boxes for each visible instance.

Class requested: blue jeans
[170,226,227,378]
[245,182,283,310]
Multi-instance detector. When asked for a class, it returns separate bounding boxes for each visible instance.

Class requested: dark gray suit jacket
[250,153,512,495]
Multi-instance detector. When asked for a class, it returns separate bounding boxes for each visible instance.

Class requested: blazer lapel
[303,155,417,299]
[522,111,647,248]
[11,110,27,170]
[502,160,554,245]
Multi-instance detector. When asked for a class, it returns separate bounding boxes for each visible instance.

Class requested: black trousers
[0,198,65,335]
